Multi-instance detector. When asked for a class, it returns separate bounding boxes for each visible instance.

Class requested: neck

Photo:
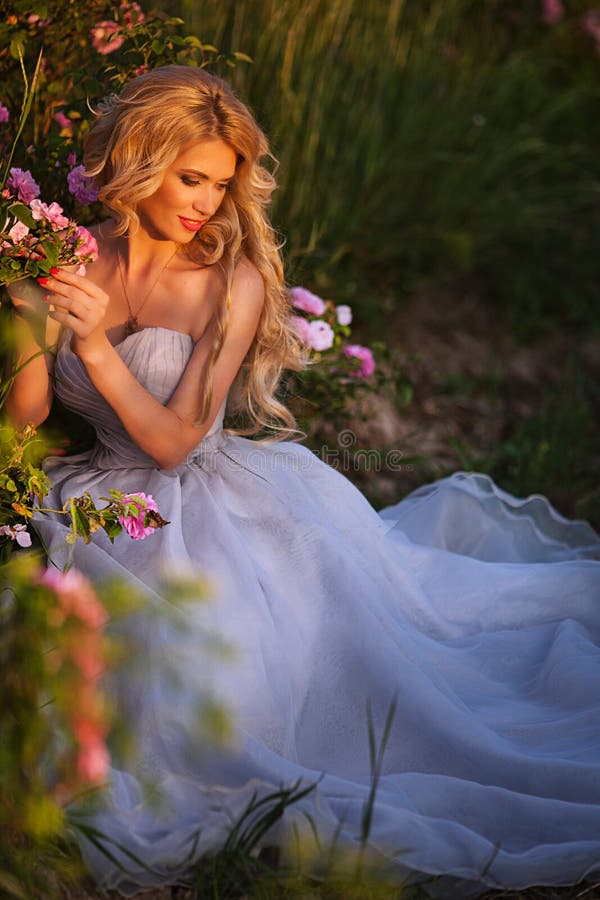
[109,225,180,277]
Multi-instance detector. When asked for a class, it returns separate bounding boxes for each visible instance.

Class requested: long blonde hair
[84,65,306,440]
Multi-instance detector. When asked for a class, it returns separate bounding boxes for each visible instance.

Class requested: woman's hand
[42,267,110,361]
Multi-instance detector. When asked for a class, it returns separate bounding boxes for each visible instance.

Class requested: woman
[6,66,600,897]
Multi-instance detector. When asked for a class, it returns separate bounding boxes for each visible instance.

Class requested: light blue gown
[36,327,600,897]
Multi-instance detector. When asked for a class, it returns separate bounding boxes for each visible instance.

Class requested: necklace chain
[116,245,177,336]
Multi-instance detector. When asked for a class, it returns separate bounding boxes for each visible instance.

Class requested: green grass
[178,0,600,336]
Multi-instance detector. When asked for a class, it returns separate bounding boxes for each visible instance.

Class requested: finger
[43,272,104,302]
[43,292,95,318]
[48,309,85,331]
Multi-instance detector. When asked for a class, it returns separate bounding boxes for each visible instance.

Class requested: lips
[179,216,207,232]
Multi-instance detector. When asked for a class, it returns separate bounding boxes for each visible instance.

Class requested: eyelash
[181,176,229,191]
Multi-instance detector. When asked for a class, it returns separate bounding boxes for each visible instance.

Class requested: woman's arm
[46,258,265,469]
[4,284,63,428]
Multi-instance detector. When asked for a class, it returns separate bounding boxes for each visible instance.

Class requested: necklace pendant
[125,315,139,335]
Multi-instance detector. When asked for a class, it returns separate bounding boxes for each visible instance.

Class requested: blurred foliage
[0,555,112,898]
[179,0,600,337]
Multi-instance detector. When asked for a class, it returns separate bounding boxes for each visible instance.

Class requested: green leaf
[232,51,253,63]
[9,34,26,60]
[151,39,164,55]
[183,35,202,49]
[8,203,35,229]
[72,506,91,542]
[40,241,59,267]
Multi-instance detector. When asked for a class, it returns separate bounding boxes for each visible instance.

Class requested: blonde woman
[6,66,600,896]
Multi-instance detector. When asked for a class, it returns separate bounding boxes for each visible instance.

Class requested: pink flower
[67,151,78,167]
[583,9,600,45]
[343,344,376,378]
[30,199,70,231]
[72,225,99,260]
[7,167,40,203]
[76,739,110,783]
[8,221,30,242]
[118,492,159,540]
[120,0,145,28]
[306,319,335,351]
[90,20,125,55]
[541,0,564,25]
[70,631,105,679]
[290,286,326,316]
[54,110,72,132]
[67,165,99,205]
[0,523,32,547]
[290,314,312,344]
[335,304,352,326]
[0,103,9,124]
[73,716,107,746]
[39,567,108,629]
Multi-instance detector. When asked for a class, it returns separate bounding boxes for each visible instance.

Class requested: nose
[193,185,219,217]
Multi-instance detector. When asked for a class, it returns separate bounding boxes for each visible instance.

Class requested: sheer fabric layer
[35,327,600,897]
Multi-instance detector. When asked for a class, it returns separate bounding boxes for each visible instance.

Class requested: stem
[0,48,44,191]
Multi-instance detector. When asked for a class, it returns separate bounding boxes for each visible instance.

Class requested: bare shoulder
[231,257,265,311]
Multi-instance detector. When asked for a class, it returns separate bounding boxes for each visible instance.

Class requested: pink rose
[120,0,145,28]
[0,523,32,547]
[30,199,70,231]
[541,0,564,25]
[306,319,335,351]
[73,716,106,746]
[39,567,108,629]
[70,631,105,679]
[343,344,376,378]
[76,739,110,783]
[0,103,9,124]
[335,304,352,326]
[290,286,326,316]
[72,225,99,260]
[68,165,99,205]
[290,314,312,344]
[8,221,30,243]
[7,167,40,203]
[90,20,125,55]
[118,492,160,540]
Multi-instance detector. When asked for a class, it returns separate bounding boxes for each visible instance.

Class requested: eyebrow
[179,168,236,182]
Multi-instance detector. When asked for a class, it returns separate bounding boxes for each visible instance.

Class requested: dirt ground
[327,287,600,523]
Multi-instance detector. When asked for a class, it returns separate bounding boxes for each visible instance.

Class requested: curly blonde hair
[84,65,307,440]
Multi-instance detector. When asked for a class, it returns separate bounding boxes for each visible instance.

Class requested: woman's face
[138,139,238,242]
